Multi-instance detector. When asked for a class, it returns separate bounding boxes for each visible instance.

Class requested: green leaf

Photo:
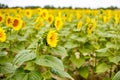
[8,68,42,80]
[35,55,64,71]
[113,71,120,80]
[70,55,85,68]
[24,62,35,71]
[106,42,116,49]
[0,63,16,74]
[109,56,120,64]
[64,41,78,49]
[22,74,29,80]
[0,51,8,56]
[96,63,109,74]
[29,71,42,80]
[50,46,68,58]
[79,66,89,79]
[51,68,74,80]
[96,48,108,53]
[28,41,37,49]
[42,71,51,80]
[13,50,36,66]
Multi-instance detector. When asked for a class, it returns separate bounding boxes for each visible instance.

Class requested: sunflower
[24,9,32,18]
[87,19,96,34]
[54,17,63,31]
[103,16,110,23]
[0,28,6,42]
[114,15,119,26]
[6,16,13,27]
[77,21,82,29]
[11,17,23,31]
[47,30,58,47]
[86,16,91,23]
[47,14,54,24]
[40,9,48,20]
[0,13,4,24]
[34,17,44,29]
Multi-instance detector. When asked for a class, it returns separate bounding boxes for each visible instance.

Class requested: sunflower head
[77,21,82,29]
[0,27,6,42]
[103,16,110,23]
[40,9,48,20]
[47,14,54,24]
[0,13,4,24]
[87,19,96,34]
[24,9,32,18]
[54,17,63,31]
[47,30,58,47]
[35,17,44,29]
[6,16,13,27]
[86,16,91,24]
[11,17,23,31]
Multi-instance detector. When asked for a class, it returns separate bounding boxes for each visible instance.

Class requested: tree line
[0,3,119,10]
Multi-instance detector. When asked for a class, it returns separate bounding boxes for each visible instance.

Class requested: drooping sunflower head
[114,15,119,26]
[11,17,23,31]
[54,17,63,31]
[87,19,96,34]
[34,17,44,29]
[0,27,6,42]
[40,9,48,20]
[6,16,13,27]
[103,16,110,23]
[77,21,82,29]
[0,13,4,24]
[47,30,58,47]
[86,16,91,24]
[47,14,54,24]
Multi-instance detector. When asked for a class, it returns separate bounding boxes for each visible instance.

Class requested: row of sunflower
[0,8,120,80]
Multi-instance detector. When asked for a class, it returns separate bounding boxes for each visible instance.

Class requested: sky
[0,0,120,8]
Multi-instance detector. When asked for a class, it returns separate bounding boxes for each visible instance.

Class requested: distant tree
[0,3,9,8]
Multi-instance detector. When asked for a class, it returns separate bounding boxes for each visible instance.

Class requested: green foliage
[79,66,89,79]
[70,55,85,68]
[35,55,64,71]
[113,71,120,80]
[96,63,109,74]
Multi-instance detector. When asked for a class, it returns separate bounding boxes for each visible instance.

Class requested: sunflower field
[0,8,120,80]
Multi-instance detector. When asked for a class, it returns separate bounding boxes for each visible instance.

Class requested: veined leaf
[79,66,89,79]
[70,55,85,68]
[51,68,74,80]
[13,50,36,66]
[0,63,16,74]
[35,55,64,71]
[96,63,109,74]
[109,56,120,64]
[50,46,68,58]
[113,71,120,80]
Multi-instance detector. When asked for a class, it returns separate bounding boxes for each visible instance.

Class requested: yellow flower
[87,19,96,34]
[40,9,48,20]
[47,14,54,24]
[103,16,110,23]
[34,17,44,29]
[54,17,63,31]
[24,9,32,18]
[47,30,58,47]
[77,21,82,29]
[0,28,6,42]
[6,16,13,27]
[11,17,23,31]
[114,15,119,26]
[86,16,91,23]
[0,13,4,24]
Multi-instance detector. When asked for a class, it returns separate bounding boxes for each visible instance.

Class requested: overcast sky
[0,0,120,8]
